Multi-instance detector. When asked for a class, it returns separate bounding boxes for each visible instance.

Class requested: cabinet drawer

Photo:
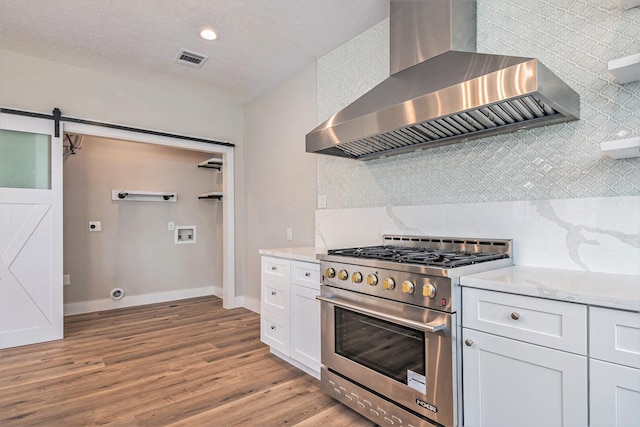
[261,278,289,317]
[261,256,290,283]
[291,261,320,290]
[260,313,289,355]
[590,306,640,369]
[463,287,587,354]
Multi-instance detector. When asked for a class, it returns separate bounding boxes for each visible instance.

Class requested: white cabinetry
[260,256,290,354]
[462,288,588,427]
[589,307,640,427]
[260,255,321,379]
[290,260,321,373]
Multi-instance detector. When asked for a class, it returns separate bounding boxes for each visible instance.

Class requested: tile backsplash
[316,0,640,209]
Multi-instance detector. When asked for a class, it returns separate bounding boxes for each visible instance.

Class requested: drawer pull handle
[271,266,277,271]
[270,325,276,330]
[465,339,473,347]
[271,291,276,296]
[511,312,520,320]
[305,272,311,277]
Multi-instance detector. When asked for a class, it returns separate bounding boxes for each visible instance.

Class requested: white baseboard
[238,296,261,314]
[211,286,223,298]
[64,286,261,316]
[64,286,216,315]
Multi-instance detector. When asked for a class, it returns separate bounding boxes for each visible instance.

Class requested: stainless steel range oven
[317,235,512,427]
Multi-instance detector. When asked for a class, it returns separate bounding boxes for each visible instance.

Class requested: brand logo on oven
[416,398,438,413]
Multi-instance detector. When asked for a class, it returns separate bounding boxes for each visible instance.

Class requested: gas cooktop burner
[327,245,509,268]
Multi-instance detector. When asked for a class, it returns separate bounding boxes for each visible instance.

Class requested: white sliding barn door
[0,113,63,348]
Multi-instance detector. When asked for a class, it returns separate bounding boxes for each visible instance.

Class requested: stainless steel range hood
[306,0,580,160]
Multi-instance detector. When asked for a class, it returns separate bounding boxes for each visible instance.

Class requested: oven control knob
[338,269,349,281]
[352,272,363,283]
[422,283,437,298]
[325,268,336,279]
[382,278,396,290]
[366,274,378,286]
[401,280,415,294]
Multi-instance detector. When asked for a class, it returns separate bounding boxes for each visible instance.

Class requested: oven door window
[335,307,425,384]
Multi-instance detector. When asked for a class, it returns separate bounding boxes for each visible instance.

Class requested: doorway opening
[62,121,236,313]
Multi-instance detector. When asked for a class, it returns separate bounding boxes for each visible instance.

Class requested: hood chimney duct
[390,0,476,74]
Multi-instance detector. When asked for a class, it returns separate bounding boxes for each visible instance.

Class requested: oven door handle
[316,295,447,333]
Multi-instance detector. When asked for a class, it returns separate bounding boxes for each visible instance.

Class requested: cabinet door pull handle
[270,325,276,330]
[511,312,520,320]
[271,291,276,296]
[271,266,277,271]
[465,339,473,347]
[305,272,311,277]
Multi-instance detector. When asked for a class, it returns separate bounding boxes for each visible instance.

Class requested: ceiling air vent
[174,49,208,68]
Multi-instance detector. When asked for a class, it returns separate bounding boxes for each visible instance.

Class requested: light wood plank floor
[0,296,375,426]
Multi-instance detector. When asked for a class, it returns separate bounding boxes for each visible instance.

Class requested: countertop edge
[460,266,640,312]
[259,247,324,264]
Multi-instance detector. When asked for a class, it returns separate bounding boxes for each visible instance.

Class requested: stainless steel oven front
[318,286,457,427]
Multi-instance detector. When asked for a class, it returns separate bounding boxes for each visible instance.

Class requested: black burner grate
[327,245,508,268]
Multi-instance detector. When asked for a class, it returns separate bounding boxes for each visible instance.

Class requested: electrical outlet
[168,222,175,231]
[287,228,293,240]
[89,221,101,232]
[63,275,70,286]
[315,220,322,234]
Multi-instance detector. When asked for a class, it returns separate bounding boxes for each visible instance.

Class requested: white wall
[316,0,640,209]
[310,0,640,277]
[315,196,640,276]
[241,63,318,302]
[0,49,252,307]
[63,137,223,308]
[0,49,242,142]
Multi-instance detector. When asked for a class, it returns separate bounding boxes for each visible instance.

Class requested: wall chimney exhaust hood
[306,0,580,160]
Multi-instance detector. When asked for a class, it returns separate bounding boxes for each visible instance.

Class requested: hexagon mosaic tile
[316,0,639,209]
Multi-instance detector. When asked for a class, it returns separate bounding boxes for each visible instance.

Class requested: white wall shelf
[198,158,223,201]
[198,157,223,171]
[198,191,223,200]
[608,53,640,84]
[601,137,640,159]
[111,190,177,202]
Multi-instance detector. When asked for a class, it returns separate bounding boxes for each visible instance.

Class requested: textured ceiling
[0,0,389,104]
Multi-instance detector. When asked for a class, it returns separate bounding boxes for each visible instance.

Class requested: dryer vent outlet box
[175,226,196,244]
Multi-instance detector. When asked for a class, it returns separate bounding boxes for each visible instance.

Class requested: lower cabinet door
[260,313,289,356]
[462,328,587,427]
[290,284,321,372]
[590,359,640,427]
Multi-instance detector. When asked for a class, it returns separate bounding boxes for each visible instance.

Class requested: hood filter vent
[174,49,208,68]
[336,95,557,158]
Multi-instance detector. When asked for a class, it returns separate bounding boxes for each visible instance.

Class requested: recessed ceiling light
[200,29,217,41]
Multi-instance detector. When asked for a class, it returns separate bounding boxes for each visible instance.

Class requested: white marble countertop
[461,266,640,312]
[258,247,325,264]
